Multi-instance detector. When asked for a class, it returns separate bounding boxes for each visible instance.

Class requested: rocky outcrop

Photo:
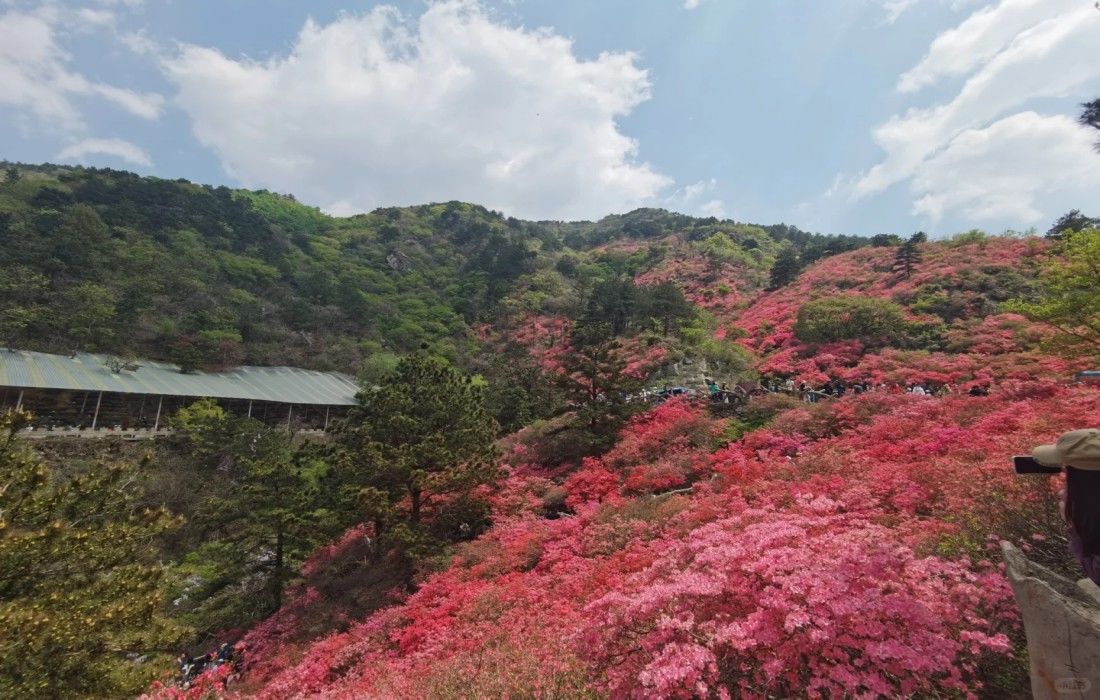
[1001,541,1100,699]
[648,357,740,390]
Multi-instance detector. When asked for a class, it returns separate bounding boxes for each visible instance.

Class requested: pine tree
[639,281,694,335]
[483,342,562,434]
[893,233,924,279]
[768,247,800,289]
[583,277,638,336]
[1081,98,1100,152]
[0,410,185,698]
[1046,209,1098,239]
[555,320,642,452]
[168,400,339,625]
[336,353,499,533]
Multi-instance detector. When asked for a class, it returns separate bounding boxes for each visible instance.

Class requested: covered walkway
[0,348,360,436]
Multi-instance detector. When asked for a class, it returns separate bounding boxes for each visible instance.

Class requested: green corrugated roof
[0,349,360,405]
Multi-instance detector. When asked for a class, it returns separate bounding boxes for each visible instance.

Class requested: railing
[16,427,332,441]
[18,427,173,440]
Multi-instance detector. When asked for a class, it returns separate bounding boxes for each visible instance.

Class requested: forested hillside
[178,227,1091,695]
[144,224,1097,699]
[0,163,865,375]
[2,161,1098,699]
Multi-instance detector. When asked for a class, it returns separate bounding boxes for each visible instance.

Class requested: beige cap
[1033,429,1100,470]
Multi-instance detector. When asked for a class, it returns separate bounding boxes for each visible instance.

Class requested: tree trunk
[1001,541,1100,699]
[409,486,421,524]
[271,527,285,611]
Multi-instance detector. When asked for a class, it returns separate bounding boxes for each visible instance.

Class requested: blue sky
[2,0,1098,236]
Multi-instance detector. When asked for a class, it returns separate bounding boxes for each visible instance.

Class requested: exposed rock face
[1002,541,1100,699]
[385,252,411,272]
[648,357,738,390]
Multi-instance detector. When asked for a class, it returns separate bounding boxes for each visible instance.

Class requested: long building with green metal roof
[0,348,361,435]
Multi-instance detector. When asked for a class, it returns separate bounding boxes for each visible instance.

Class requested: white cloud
[664,178,726,218]
[896,0,1077,93]
[882,0,920,23]
[911,112,1100,223]
[120,28,157,56]
[683,0,702,9]
[853,0,1100,218]
[0,8,163,130]
[57,136,152,166]
[163,1,671,219]
[881,0,984,25]
[698,199,726,218]
[74,7,115,29]
[680,179,715,200]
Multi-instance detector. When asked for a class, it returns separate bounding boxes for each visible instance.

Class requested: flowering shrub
[944,313,1049,355]
[142,663,232,700]
[632,235,760,315]
[220,383,1100,699]
[733,239,1087,385]
[166,236,1099,699]
[487,312,672,383]
[563,458,621,509]
[301,524,372,578]
[564,398,722,504]
[582,507,1015,699]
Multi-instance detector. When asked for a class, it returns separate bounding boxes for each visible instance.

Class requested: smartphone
[1013,455,1062,475]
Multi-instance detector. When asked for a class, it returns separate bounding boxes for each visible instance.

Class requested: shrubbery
[141,232,1097,699]
[793,295,907,345]
[198,383,1100,699]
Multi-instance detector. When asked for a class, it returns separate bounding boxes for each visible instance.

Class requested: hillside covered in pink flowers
[147,232,1099,699]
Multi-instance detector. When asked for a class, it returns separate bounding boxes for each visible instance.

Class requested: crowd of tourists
[176,641,239,689]
[758,376,992,403]
[644,382,749,404]
[645,376,995,407]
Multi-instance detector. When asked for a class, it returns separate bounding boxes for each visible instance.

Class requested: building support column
[153,396,163,432]
[90,391,103,430]
[287,404,293,429]
[247,400,253,418]
[323,406,330,431]
[15,389,23,410]
[79,391,89,418]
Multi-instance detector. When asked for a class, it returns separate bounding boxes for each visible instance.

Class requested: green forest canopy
[0,162,870,374]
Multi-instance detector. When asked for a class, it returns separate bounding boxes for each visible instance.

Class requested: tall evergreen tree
[768,247,801,290]
[168,400,338,626]
[483,342,562,434]
[0,410,184,698]
[893,233,924,279]
[583,277,638,336]
[1081,98,1100,152]
[555,320,642,452]
[1046,209,1099,239]
[336,353,499,533]
[639,281,694,335]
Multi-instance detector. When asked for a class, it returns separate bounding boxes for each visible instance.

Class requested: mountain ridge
[0,162,868,376]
